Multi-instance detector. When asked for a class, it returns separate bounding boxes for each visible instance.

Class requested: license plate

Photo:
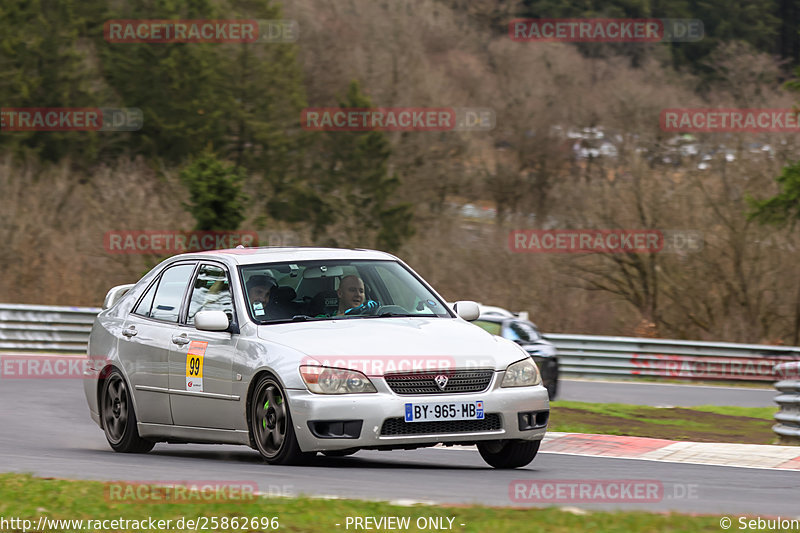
[404,401,484,422]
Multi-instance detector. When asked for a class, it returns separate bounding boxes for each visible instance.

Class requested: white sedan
[83,247,549,468]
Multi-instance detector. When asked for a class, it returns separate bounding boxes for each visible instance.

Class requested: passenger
[337,275,379,315]
[246,275,277,318]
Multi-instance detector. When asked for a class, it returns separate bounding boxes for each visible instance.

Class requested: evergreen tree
[748,161,800,227]
[0,0,105,162]
[266,81,415,251]
[317,81,415,251]
[179,151,247,231]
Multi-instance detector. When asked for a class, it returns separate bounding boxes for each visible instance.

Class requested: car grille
[380,414,502,436]
[384,369,494,395]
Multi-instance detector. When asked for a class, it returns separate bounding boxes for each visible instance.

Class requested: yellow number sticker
[186,341,207,391]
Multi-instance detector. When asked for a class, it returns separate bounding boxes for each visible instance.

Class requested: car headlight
[501,358,542,387]
[299,365,377,394]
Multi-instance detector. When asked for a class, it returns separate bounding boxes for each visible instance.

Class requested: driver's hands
[344,300,379,315]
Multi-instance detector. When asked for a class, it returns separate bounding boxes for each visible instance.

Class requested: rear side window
[146,264,196,323]
[133,281,158,318]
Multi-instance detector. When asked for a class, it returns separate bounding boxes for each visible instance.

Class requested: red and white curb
[540,432,800,470]
[436,432,800,470]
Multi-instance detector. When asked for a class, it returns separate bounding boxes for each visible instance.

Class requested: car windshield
[240,259,452,324]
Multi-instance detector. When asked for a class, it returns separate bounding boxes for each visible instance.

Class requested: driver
[337,275,379,315]
[246,274,277,318]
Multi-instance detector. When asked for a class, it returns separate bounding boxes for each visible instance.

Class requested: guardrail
[774,362,800,443]
[2,304,800,383]
[545,333,800,382]
[0,304,101,353]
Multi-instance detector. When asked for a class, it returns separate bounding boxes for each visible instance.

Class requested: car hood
[256,317,528,372]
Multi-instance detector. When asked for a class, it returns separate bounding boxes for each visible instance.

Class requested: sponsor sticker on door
[186,341,207,392]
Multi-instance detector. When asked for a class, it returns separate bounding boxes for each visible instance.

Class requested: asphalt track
[0,379,798,518]
[558,379,777,407]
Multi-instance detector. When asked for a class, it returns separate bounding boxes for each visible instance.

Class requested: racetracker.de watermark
[1,108,142,132]
[0,356,110,379]
[103,480,284,503]
[661,108,800,132]
[104,19,298,43]
[509,479,699,503]
[776,362,800,380]
[104,230,259,254]
[298,355,485,377]
[631,354,797,381]
[509,18,703,42]
[301,107,495,132]
[508,229,703,254]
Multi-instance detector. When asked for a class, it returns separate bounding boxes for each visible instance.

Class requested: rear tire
[250,374,314,465]
[101,369,154,453]
[478,439,540,469]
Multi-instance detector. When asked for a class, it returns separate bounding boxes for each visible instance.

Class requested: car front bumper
[286,373,549,452]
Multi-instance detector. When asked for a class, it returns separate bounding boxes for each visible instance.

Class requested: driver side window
[186,264,233,326]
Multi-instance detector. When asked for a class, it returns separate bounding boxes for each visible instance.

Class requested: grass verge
[549,401,779,444]
[0,473,724,532]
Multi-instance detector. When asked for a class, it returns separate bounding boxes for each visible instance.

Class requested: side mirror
[103,284,135,310]
[195,310,230,332]
[453,300,480,321]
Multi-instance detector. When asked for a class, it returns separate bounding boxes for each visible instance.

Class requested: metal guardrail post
[773,362,800,445]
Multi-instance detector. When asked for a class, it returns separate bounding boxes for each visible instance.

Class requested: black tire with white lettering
[477,439,540,469]
[101,369,155,453]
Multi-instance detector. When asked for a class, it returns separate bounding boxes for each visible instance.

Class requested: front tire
[250,375,314,465]
[478,439,540,469]
[101,369,154,453]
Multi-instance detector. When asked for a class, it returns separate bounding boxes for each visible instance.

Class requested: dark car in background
[473,313,559,399]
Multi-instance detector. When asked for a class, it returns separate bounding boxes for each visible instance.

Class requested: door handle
[122,326,137,338]
[172,334,190,346]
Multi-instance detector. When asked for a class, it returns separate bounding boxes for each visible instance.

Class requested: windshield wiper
[260,314,319,324]
[376,312,429,318]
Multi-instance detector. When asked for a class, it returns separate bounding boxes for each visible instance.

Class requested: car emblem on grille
[434,374,449,390]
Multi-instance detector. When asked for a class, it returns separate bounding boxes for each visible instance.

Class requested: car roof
[172,246,398,266]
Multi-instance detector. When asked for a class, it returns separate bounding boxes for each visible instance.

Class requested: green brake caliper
[262,396,283,429]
